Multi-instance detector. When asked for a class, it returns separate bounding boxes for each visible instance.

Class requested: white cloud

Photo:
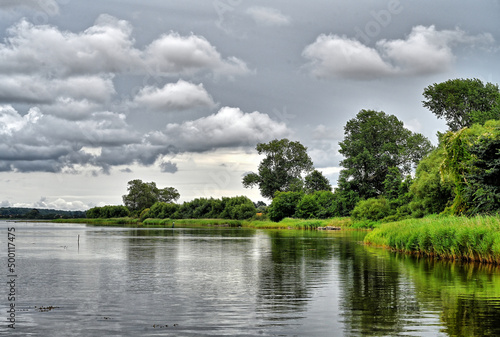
[246,7,291,26]
[303,25,495,79]
[144,32,250,77]
[133,80,216,111]
[157,107,291,152]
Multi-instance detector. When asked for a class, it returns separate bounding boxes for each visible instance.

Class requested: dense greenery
[86,205,130,218]
[441,120,500,215]
[142,196,257,221]
[364,216,500,263]
[333,109,433,215]
[122,179,180,212]
[242,138,314,199]
[422,78,500,131]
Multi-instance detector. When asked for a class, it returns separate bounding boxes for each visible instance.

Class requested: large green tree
[122,179,179,212]
[336,110,433,208]
[304,169,332,193]
[242,138,314,199]
[422,78,500,131]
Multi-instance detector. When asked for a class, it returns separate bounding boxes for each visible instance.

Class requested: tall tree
[122,179,179,212]
[242,139,314,199]
[304,170,332,193]
[337,110,433,205]
[422,78,500,131]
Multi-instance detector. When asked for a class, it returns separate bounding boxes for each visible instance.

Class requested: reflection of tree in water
[256,230,338,321]
[397,257,500,337]
[337,234,421,336]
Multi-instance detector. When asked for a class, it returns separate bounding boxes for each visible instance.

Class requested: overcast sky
[0,0,498,210]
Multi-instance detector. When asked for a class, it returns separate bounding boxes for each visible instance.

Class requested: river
[1,221,500,336]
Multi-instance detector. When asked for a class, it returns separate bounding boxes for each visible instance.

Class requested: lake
[2,221,500,336]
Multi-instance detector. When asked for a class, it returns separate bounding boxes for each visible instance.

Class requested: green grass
[142,217,352,229]
[52,217,140,226]
[364,215,500,263]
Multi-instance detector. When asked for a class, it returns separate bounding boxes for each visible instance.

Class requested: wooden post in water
[78,234,80,251]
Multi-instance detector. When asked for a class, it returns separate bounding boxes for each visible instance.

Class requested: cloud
[246,7,291,26]
[133,80,216,111]
[34,196,90,211]
[158,107,291,152]
[0,15,249,107]
[0,105,290,173]
[160,161,178,173]
[144,32,250,77]
[303,25,494,79]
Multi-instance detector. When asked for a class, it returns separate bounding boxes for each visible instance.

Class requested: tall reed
[364,216,500,263]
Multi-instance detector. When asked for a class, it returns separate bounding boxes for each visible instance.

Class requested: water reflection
[3,222,500,336]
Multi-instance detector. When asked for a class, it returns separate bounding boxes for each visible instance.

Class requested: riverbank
[364,215,500,263]
[53,217,352,229]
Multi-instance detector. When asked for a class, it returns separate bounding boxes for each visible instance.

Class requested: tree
[267,191,303,222]
[159,187,180,203]
[441,120,500,215]
[304,170,332,193]
[122,179,179,212]
[242,139,314,199]
[337,110,433,209]
[422,78,500,131]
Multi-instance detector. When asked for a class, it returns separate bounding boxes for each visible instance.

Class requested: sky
[0,0,498,210]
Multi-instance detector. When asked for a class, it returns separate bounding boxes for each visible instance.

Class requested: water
[2,221,500,336]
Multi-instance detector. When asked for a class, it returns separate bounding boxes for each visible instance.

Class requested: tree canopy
[336,109,433,206]
[122,179,180,212]
[422,78,500,131]
[242,138,314,199]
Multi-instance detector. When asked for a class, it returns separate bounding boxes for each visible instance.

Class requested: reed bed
[364,216,500,263]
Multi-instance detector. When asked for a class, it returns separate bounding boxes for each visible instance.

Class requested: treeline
[0,207,86,219]
[86,205,130,218]
[142,196,257,221]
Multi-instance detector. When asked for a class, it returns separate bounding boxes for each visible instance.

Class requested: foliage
[294,190,336,219]
[408,145,455,217]
[242,138,314,199]
[337,110,433,210]
[304,169,332,193]
[422,78,500,131]
[364,215,500,263]
[267,191,303,222]
[122,179,179,212]
[351,198,391,222]
[86,205,130,218]
[145,196,256,220]
[295,194,320,219]
[441,120,500,215]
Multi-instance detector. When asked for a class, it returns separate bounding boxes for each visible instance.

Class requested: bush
[86,205,130,218]
[351,198,391,221]
[267,191,303,222]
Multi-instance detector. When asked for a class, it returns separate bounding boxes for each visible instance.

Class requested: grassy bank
[364,216,500,263]
[142,217,352,230]
[52,217,140,226]
[54,216,352,230]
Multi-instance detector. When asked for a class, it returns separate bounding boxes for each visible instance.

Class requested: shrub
[351,198,391,221]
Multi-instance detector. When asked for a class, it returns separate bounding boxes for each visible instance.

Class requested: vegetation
[422,78,500,131]
[0,207,85,219]
[86,205,130,218]
[334,109,433,215]
[122,179,180,213]
[142,196,257,221]
[364,216,500,263]
[242,138,314,199]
